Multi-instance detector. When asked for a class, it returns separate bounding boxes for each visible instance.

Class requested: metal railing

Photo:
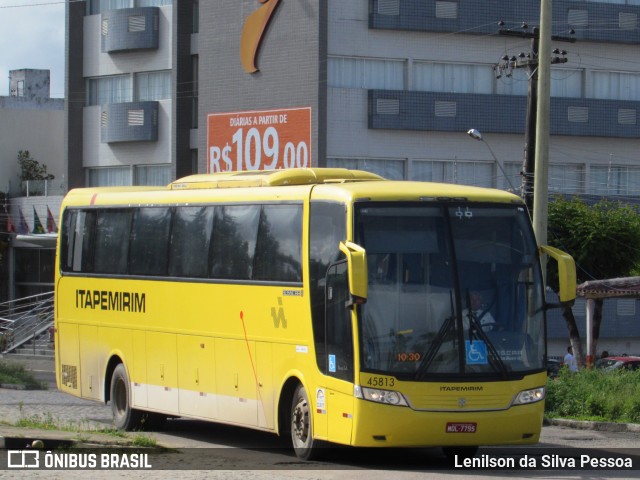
[11,180,66,197]
[0,291,54,354]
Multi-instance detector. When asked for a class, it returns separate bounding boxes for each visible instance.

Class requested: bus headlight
[512,387,545,405]
[355,386,408,406]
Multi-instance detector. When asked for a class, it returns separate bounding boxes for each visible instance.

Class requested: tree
[17,150,54,182]
[547,196,640,365]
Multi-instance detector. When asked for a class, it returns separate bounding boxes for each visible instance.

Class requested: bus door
[323,261,355,445]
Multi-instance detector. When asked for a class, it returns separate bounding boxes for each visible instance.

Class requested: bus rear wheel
[110,363,143,431]
[291,384,321,460]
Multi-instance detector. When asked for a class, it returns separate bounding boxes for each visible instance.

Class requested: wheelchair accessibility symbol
[465,340,488,365]
[328,354,336,372]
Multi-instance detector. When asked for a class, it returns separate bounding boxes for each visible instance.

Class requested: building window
[88,0,172,15]
[413,62,492,94]
[134,164,171,186]
[548,164,584,194]
[591,70,640,101]
[496,66,583,98]
[591,164,640,196]
[135,71,171,101]
[496,68,528,96]
[328,56,405,90]
[86,75,132,106]
[551,69,583,98]
[86,166,132,186]
[411,160,495,188]
[505,162,584,194]
[327,158,405,180]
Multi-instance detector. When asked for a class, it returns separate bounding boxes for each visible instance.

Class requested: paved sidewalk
[1,354,639,447]
[0,355,113,432]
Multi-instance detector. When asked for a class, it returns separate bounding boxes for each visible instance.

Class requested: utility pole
[533,0,552,248]
[497,17,574,215]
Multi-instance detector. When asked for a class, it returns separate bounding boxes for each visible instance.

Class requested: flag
[32,206,45,234]
[47,207,58,233]
[4,207,15,233]
[18,209,29,235]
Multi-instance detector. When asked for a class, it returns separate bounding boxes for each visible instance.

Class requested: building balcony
[100,101,159,143]
[101,7,159,53]
[370,0,640,45]
[368,90,640,138]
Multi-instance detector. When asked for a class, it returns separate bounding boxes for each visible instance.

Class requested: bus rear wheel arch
[109,363,166,431]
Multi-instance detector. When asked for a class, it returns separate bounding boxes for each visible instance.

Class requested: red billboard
[207,107,312,173]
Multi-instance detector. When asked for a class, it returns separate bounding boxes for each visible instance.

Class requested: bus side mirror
[539,245,576,304]
[339,241,368,305]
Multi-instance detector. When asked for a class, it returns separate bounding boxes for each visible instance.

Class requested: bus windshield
[356,202,545,380]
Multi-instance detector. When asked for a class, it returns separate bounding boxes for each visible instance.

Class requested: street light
[466,129,518,193]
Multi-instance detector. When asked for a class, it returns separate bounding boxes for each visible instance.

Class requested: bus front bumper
[350,399,544,448]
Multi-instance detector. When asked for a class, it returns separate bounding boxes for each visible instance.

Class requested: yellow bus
[54,168,576,460]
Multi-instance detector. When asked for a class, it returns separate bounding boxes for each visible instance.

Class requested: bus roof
[169,168,384,189]
[62,169,523,206]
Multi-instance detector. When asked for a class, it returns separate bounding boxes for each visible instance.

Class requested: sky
[0,0,65,98]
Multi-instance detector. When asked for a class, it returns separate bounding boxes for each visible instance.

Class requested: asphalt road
[1,355,639,478]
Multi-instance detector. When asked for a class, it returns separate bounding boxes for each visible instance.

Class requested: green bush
[546,368,640,423]
[0,361,46,390]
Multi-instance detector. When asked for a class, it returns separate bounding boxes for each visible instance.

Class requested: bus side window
[168,206,215,278]
[130,207,172,276]
[253,205,303,282]
[94,209,132,275]
[60,209,96,273]
[211,205,260,280]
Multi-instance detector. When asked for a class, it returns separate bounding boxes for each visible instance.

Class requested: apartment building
[67,1,640,195]
[66,1,640,353]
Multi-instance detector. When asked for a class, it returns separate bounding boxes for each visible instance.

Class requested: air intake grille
[568,106,588,123]
[436,1,458,19]
[128,15,146,32]
[378,0,399,16]
[435,101,457,117]
[61,364,78,390]
[620,12,637,30]
[618,109,636,125]
[128,109,145,126]
[377,98,400,115]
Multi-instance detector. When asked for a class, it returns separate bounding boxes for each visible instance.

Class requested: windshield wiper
[414,290,456,380]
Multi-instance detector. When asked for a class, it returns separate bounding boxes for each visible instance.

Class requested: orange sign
[207,107,312,173]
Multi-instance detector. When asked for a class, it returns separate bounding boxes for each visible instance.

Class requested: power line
[0,1,80,9]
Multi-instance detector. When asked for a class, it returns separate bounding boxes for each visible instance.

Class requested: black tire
[110,363,143,431]
[139,412,167,431]
[290,384,321,460]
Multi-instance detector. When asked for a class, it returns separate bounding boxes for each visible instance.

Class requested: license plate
[446,422,477,433]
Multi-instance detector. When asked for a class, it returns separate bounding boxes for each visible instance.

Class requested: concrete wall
[197,0,324,171]
[326,1,640,186]
[0,108,65,195]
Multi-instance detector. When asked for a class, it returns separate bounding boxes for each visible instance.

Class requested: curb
[544,417,640,433]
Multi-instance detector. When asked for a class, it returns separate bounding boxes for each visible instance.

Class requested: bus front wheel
[110,363,142,431]
[291,384,320,460]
